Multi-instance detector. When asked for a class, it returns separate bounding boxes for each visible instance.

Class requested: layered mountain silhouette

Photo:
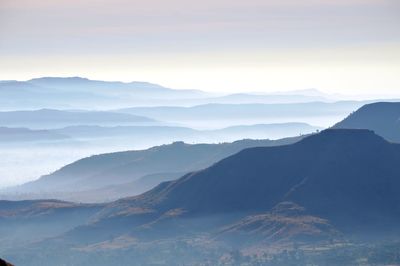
[0,121,316,190]
[118,102,366,122]
[334,102,400,143]
[6,137,302,202]
[0,77,348,110]
[27,77,204,99]
[93,129,400,233]
[51,122,318,141]
[2,129,400,265]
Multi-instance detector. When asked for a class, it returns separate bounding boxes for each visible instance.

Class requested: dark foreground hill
[2,129,400,265]
[334,102,400,142]
[0,258,13,266]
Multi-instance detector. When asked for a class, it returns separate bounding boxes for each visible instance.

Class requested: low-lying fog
[0,119,323,187]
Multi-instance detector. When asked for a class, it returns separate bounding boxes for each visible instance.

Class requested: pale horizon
[1,0,399,95]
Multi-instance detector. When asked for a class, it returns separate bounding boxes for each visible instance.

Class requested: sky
[0,0,399,94]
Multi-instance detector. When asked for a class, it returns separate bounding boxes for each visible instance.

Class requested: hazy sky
[1,0,399,94]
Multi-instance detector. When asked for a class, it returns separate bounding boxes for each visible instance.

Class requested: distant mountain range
[0,102,363,130]
[0,77,376,110]
[116,101,370,128]
[9,100,400,202]
[198,92,330,104]
[4,100,400,201]
[2,129,400,265]
[0,120,318,189]
[2,77,396,131]
[0,77,206,109]
[50,122,318,142]
[4,137,303,202]
[118,102,364,119]
[333,102,400,143]
[0,121,317,145]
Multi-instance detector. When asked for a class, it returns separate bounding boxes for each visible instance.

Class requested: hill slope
[94,129,400,235]
[3,129,400,265]
[333,102,400,142]
[7,137,302,202]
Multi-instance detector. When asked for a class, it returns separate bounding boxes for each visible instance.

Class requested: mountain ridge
[333,102,400,143]
[4,137,303,202]
[94,129,400,230]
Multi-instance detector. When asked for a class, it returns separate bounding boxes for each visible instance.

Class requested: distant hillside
[333,102,400,142]
[211,122,320,140]
[50,122,319,142]
[117,101,368,128]
[198,92,330,104]
[0,127,69,142]
[0,109,156,129]
[52,125,198,139]
[7,137,303,202]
